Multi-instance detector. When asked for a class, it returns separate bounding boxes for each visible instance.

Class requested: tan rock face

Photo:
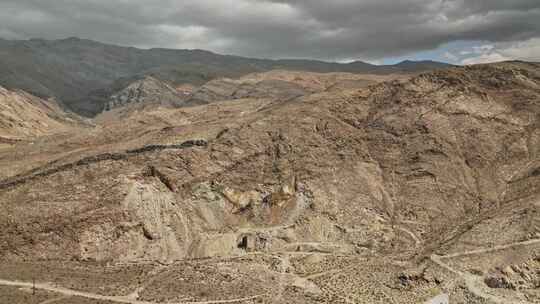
[221,187,262,211]
[78,179,185,263]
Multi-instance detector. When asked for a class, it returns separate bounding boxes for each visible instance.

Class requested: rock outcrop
[104,76,185,111]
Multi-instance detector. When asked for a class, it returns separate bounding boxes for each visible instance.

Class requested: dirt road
[0,279,264,304]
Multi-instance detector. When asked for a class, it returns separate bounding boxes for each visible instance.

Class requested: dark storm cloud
[0,0,539,61]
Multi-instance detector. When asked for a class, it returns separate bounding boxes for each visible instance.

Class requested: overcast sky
[0,0,539,64]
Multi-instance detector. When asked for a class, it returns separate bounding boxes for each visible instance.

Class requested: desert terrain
[0,61,539,304]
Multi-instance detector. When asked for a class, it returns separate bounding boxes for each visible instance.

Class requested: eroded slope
[0,86,83,140]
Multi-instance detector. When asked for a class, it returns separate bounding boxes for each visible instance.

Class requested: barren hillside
[187,70,408,104]
[0,86,83,141]
[0,62,538,304]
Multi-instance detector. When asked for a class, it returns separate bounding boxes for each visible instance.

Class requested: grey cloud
[0,0,539,61]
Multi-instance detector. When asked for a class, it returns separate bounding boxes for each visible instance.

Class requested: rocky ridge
[187,70,408,104]
[105,76,186,111]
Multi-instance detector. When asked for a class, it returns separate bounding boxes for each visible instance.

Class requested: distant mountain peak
[395,59,452,67]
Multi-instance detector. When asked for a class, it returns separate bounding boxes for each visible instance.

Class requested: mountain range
[0,37,451,116]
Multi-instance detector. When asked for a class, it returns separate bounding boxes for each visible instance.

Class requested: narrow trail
[395,227,421,246]
[39,295,72,304]
[273,254,289,303]
[422,193,539,260]
[429,238,540,304]
[441,238,540,259]
[0,279,265,304]
[125,264,168,301]
[344,225,422,247]
[499,160,535,202]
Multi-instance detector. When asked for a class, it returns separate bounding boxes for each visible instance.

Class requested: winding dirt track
[430,238,540,304]
[0,279,264,304]
[2,239,536,304]
[441,238,540,259]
